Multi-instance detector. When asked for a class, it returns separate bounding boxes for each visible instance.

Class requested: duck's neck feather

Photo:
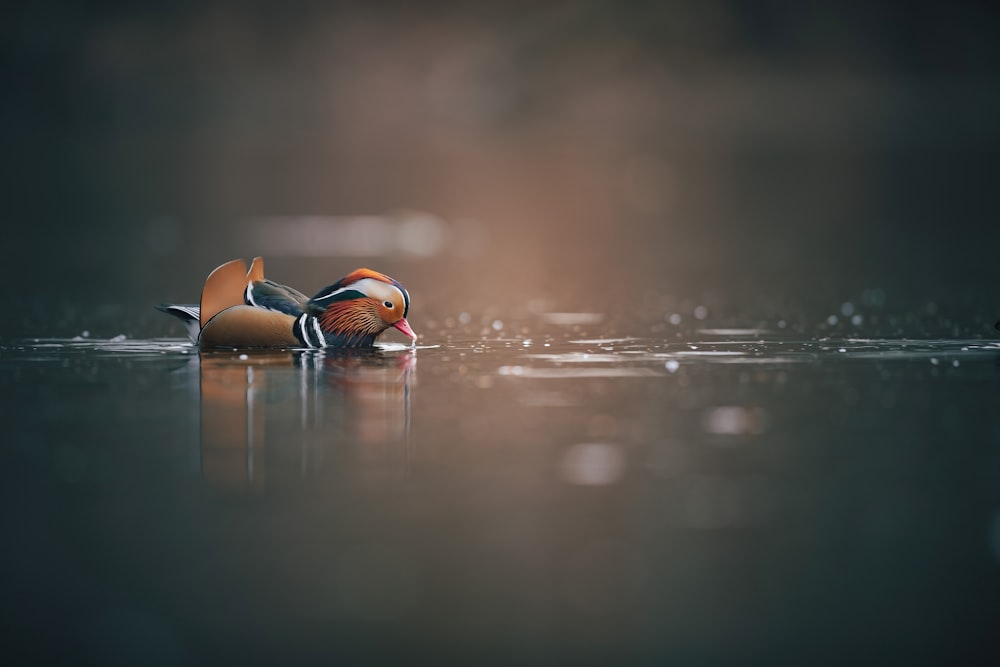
[293,314,378,349]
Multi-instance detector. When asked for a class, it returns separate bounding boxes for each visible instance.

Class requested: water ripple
[4,336,998,377]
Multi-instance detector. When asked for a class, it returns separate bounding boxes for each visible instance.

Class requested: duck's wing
[247,256,265,283]
[241,256,309,316]
[200,258,250,330]
[245,279,310,316]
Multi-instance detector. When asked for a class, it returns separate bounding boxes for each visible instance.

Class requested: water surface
[3,331,1000,664]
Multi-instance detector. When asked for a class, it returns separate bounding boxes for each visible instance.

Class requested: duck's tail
[155,304,201,342]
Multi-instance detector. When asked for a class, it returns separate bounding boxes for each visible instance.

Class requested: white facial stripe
[315,278,403,307]
[245,283,257,307]
[313,287,347,302]
[358,278,404,306]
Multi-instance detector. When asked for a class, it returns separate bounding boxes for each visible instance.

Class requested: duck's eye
[383,300,394,309]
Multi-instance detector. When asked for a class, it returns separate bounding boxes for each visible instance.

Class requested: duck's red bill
[393,318,417,340]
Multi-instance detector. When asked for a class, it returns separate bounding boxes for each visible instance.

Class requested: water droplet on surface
[665,360,679,373]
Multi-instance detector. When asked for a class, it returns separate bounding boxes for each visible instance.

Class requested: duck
[157,257,416,349]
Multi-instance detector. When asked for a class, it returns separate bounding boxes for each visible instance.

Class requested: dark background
[4,4,1000,665]
[3,0,1000,338]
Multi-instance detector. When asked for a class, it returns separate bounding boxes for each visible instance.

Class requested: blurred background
[5,4,1000,664]
[3,0,1000,338]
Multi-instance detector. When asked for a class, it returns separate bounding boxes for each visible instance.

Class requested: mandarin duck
[157,257,416,349]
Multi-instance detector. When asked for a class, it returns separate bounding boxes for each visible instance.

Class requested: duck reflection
[197,349,415,487]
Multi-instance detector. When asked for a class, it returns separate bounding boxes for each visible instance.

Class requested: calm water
[3,330,1000,665]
